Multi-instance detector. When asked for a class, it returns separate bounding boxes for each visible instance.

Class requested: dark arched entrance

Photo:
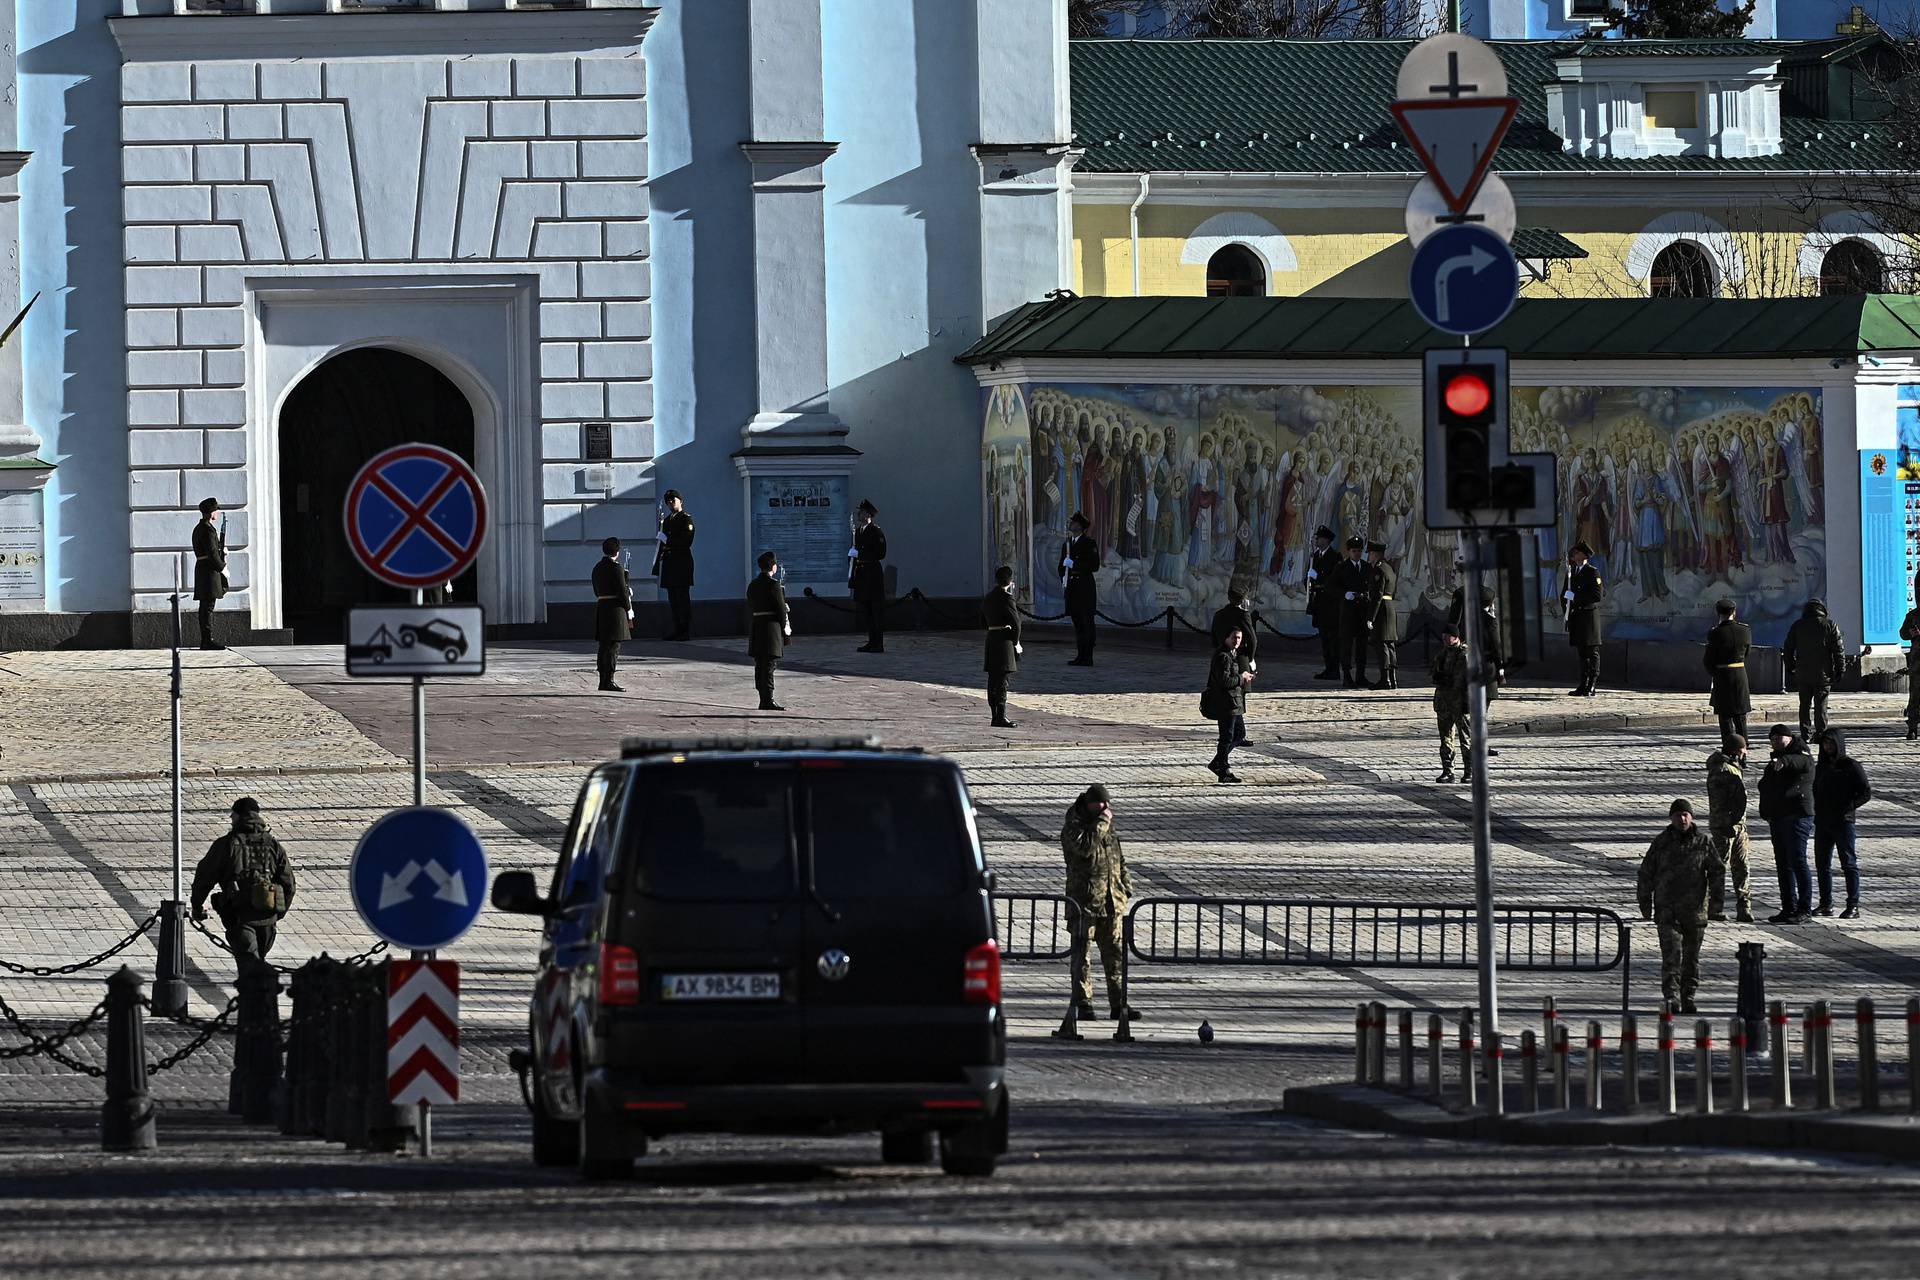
[278,347,477,641]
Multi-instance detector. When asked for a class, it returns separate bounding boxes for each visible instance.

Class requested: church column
[0,1,48,614]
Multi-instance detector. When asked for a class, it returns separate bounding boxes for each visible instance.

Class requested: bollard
[238,961,283,1125]
[342,967,370,1149]
[1657,1007,1677,1115]
[1858,997,1880,1112]
[100,966,156,1152]
[1542,996,1557,1071]
[1736,941,1767,1062]
[1551,1023,1571,1109]
[1621,1013,1640,1114]
[1803,1003,1816,1078]
[151,900,189,1020]
[1909,996,1920,1116]
[1484,1029,1504,1117]
[324,962,352,1144]
[279,961,305,1136]
[1769,1001,1793,1110]
[1729,1014,1750,1113]
[1367,1001,1386,1086]
[1813,999,1837,1111]
[1584,1021,1604,1111]
[1354,1003,1369,1085]
[303,957,336,1138]
[1427,1012,1443,1099]
[363,960,416,1154]
[1459,1009,1477,1109]
[1521,1029,1539,1112]
[1398,1009,1414,1090]
[1694,1019,1715,1114]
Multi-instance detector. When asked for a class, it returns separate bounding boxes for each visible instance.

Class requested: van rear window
[810,770,972,898]
[628,769,794,901]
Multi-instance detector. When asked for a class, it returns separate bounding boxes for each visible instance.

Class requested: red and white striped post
[1399,1008,1415,1090]
[1459,1009,1477,1110]
[1621,1012,1640,1114]
[1857,997,1879,1112]
[1693,1019,1715,1114]
[1769,1001,1793,1110]
[1728,1014,1749,1112]
[1484,1028,1504,1116]
[1520,1029,1539,1112]
[1354,1003,1369,1085]
[1656,1006,1677,1115]
[1812,999,1837,1110]
[1551,1024,1571,1109]
[1427,1012,1444,1099]
[1367,1001,1387,1086]
[1907,996,1920,1115]
[1584,1020,1604,1111]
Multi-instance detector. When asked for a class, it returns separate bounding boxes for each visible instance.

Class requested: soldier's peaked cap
[857,499,877,516]
[1344,535,1363,549]
[1314,525,1334,540]
[1366,540,1386,554]
[1716,597,1738,611]
[1571,541,1594,556]
[1069,511,1090,527]
[1441,621,1460,637]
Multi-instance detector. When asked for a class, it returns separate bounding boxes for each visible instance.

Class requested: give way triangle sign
[1389,97,1517,215]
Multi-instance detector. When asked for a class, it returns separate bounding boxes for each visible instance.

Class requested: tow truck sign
[345,605,486,677]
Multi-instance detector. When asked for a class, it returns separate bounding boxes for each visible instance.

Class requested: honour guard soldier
[984,565,1022,728]
[1336,536,1370,688]
[849,499,887,653]
[1365,540,1398,690]
[591,536,634,692]
[1210,585,1257,674]
[746,550,790,711]
[1060,512,1100,666]
[1704,598,1752,751]
[1563,541,1603,697]
[191,497,228,651]
[654,489,696,640]
[1308,526,1341,680]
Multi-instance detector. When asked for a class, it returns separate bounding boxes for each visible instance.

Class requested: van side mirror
[491,870,551,917]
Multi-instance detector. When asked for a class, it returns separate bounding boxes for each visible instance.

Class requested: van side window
[551,772,614,906]
[562,769,629,908]
[810,770,969,898]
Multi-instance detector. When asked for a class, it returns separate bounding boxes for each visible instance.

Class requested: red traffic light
[1443,371,1492,417]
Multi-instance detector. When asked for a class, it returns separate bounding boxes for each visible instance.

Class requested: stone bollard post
[1459,1009,1477,1110]
[100,966,156,1152]
[303,957,335,1138]
[238,961,283,1125]
[1521,1029,1539,1113]
[1858,997,1880,1112]
[278,962,305,1136]
[342,967,370,1150]
[1769,1001,1793,1110]
[1621,1013,1640,1114]
[1427,1012,1443,1099]
[1367,1001,1386,1086]
[1354,1003,1369,1085]
[1803,1003,1816,1078]
[324,962,352,1144]
[1484,1029,1504,1117]
[1813,999,1837,1111]
[1551,1024,1570,1109]
[1729,1014,1750,1113]
[363,960,416,1154]
[1542,996,1557,1068]
[1398,1009,1414,1090]
[1584,1021,1604,1112]
[1694,1019,1715,1114]
[1657,1007,1677,1115]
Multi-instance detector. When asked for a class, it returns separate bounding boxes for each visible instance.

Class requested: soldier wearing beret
[849,499,888,654]
[1307,525,1342,680]
[1562,541,1604,697]
[1364,539,1399,691]
[746,549,790,711]
[983,564,1022,728]
[1704,598,1752,752]
[1336,535,1371,688]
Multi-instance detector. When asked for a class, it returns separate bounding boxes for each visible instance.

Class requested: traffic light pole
[1461,527,1500,1050]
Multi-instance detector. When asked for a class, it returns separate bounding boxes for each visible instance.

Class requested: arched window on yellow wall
[1648,241,1715,298]
[1819,239,1885,295]
[1206,245,1266,298]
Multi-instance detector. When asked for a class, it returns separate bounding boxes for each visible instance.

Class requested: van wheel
[881,1130,932,1164]
[530,1072,579,1168]
[938,1121,997,1177]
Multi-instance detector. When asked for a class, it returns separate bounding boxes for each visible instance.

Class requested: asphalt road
[6,1095,1920,1280]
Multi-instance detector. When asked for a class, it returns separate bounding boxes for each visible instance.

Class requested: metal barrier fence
[991,893,1087,1041]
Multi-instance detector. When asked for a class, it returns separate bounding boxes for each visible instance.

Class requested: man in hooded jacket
[1782,598,1845,741]
[1813,728,1871,918]
[1757,723,1815,923]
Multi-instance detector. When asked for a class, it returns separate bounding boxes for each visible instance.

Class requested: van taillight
[599,944,641,1005]
[962,940,1001,1005]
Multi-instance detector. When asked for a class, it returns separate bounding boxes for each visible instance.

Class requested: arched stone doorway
[277,347,477,641]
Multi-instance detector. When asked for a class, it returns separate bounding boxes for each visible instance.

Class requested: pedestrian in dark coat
[1307,526,1341,680]
[746,550,790,711]
[654,489,696,640]
[1813,728,1871,918]
[1781,598,1845,740]
[1060,512,1100,666]
[1757,723,1815,923]
[1210,586,1257,672]
[1901,605,1920,740]
[191,497,227,651]
[849,499,887,653]
[1336,536,1370,688]
[983,565,1022,729]
[1562,541,1603,697]
[1365,540,1399,690]
[591,536,634,692]
[1638,798,1714,1014]
[1204,627,1252,783]
[1704,598,1752,752]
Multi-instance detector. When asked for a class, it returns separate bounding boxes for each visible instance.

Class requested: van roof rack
[619,735,914,759]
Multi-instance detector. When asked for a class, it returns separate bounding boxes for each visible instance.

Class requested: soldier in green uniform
[654,490,696,641]
[1447,579,1505,700]
[1704,598,1752,752]
[1060,784,1139,1023]
[1562,541,1603,697]
[1706,737,1753,923]
[1431,622,1472,784]
[1365,540,1399,690]
[189,797,296,969]
[1782,598,1845,741]
[1308,526,1341,680]
[1209,585,1257,673]
[1336,536,1370,688]
[849,499,887,653]
[190,497,227,651]
[746,550,790,711]
[983,565,1022,728]
[1637,798,1715,1014]
[1901,604,1920,740]
[591,536,633,692]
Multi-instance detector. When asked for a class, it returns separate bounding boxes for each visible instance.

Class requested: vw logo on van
[817,949,852,981]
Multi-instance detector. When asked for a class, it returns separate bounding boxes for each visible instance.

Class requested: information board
[1860,448,1920,645]
[749,475,849,587]
[0,490,44,602]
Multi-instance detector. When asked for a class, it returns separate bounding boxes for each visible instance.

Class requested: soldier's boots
[599,680,624,693]
[1907,720,1918,741]
[759,698,785,712]
[1435,770,1455,783]
[1680,998,1699,1016]
[1737,905,1755,923]
[1075,1001,1099,1022]
[990,709,1016,728]
[1111,1007,1145,1022]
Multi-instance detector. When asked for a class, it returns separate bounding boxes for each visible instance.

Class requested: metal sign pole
[151,587,190,1018]
[409,585,432,1157]
[1462,528,1499,1042]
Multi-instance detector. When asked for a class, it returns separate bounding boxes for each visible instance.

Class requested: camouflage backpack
[229,828,285,916]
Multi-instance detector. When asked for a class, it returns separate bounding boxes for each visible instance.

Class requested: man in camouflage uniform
[1060,784,1140,1023]
[1430,622,1472,784]
[1706,738,1753,923]
[190,797,296,968]
[1637,798,1715,1014]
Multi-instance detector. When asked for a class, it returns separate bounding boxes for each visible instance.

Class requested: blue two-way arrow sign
[1409,224,1519,337]
[350,807,489,952]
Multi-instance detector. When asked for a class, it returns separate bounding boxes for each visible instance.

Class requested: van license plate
[659,972,782,1002]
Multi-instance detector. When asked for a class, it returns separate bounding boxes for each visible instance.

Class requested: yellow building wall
[1070,200,1864,301]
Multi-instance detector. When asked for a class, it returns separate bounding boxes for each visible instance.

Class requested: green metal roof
[1070,38,1903,175]
[1551,38,1780,57]
[1510,227,1588,260]
[958,294,1920,363]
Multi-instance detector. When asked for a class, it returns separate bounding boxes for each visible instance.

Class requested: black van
[493,737,1008,1178]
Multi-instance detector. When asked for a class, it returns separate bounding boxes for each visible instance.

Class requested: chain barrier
[0,912,159,977]
[0,987,111,1075]
[189,915,387,971]
[148,995,239,1075]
